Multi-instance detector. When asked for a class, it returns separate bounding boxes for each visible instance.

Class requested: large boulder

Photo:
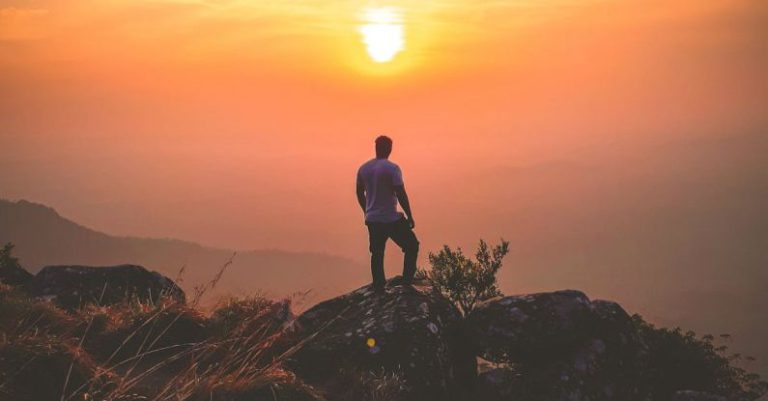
[467,291,647,401]
[27,264,185,310]
[285,277,475,401]
[589,300,646,385]
[467,290,594,361]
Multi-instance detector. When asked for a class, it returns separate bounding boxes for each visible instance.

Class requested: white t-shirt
[357,158,405,223]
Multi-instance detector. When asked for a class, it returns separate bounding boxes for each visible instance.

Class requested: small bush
[427,239,510,315]
[0,243,33,286]
[633,315,768,401]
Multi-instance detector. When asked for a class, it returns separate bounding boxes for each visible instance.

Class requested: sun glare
[359,7,404,63]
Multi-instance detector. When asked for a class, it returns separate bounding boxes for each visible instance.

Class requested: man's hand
[406,217,416,229]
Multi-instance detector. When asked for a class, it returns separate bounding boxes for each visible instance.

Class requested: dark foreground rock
[475,367,523,400]
[285,277,475,401]
[0,335,101,401]
[672,390,727,401]
[467,290,594,361]
[188,371,321,401]
[467,291,646,401]
[27,264,185,309]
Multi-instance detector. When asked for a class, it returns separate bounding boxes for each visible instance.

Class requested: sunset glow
[1,0,767,377]
[359,7,404,63]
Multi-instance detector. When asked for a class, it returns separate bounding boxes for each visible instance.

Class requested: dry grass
[0,259,421,401]
[335,368,409,401]
[0,258,328,401]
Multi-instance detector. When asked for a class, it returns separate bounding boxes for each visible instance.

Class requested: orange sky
[1,0,766,264]
[2,0,768,375]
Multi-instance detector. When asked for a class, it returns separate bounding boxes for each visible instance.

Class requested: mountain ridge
[0,198,367,304]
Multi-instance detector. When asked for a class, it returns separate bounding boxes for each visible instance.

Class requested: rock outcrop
[26,264,185,309]
[467,291,646,401]
[475,367,523,400]
[0,256,755,401]
[467,290,595,361]
[285,277,475,401]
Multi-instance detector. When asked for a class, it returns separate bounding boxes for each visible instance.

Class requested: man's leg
[367,223,388,290]
[389,218,420,285]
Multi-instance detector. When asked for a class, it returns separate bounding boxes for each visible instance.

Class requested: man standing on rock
[356,135,419,292]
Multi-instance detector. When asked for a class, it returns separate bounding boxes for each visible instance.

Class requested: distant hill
[0,199,367,305]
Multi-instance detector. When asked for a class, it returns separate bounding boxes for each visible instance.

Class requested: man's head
[375,135,393,159]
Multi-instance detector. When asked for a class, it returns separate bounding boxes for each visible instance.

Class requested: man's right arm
[394,185,415,229]
[392,165,414,228]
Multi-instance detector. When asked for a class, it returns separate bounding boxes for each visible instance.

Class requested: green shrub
[0,242,32,286]
[633,315,768,400]
[426,239,509,315]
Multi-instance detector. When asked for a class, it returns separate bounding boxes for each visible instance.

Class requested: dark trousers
[366,217,419,289]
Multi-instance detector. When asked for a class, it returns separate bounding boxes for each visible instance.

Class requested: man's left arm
[356,174,367,214]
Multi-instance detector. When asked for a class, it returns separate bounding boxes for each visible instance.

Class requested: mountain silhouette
[0,199,367,304]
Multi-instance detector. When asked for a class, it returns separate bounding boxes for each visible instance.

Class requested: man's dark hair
[375,135,393,158]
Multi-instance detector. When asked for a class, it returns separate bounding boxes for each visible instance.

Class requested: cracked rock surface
[285,277,474,401]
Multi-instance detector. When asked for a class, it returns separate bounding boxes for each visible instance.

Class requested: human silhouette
[356,135,419,292]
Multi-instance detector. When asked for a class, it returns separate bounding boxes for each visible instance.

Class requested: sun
[359,7,404,63]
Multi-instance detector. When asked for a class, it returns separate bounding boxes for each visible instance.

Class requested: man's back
[357,158,404,223]
[356,136,418,290]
